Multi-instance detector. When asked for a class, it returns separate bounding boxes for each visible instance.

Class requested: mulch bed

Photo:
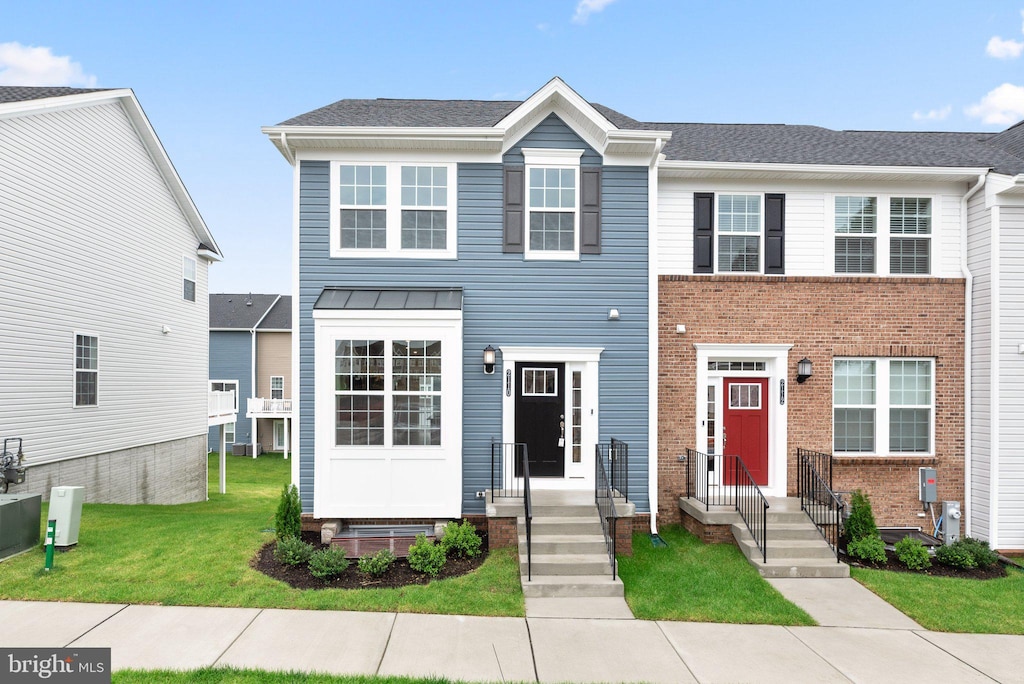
[251,531,488,591]
[844,549,1007,580]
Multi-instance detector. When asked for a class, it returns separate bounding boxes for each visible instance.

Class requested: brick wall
[487,517,519,549]
[659,276,965,530]
[680,511,737,545]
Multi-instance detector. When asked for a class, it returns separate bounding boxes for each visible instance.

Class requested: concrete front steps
[680,495,849,578]
[518,491,625,600]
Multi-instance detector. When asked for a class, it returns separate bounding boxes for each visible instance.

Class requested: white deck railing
[247,397,293,417]
[208,390,237,424]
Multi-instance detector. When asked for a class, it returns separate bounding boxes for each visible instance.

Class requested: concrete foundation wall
[11,434,207,504]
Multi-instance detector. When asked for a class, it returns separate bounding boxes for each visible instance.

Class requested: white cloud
[0,42,97,87]
[572,0,617,24]
[536,22,550,32]
[912,105,952,122]
[965,83,1024,126]
[986,35,1024,59]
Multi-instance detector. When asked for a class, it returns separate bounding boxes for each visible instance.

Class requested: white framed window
[225,422,235,444]
[521,367,559,396]
[330,162,456,258]
[717,194,762,273]
[271,375,284,400]
[524,149,582,260]
[183,256,197,302]
[74,333,98,407]
[210,380,239,412]
[832,196,932,275]
[833,358,934,455]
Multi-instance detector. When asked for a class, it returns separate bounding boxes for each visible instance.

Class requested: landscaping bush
[894,536,931,571]
[309,546,350,579]
[274,484,302,540]
[847,535,887,563]
[274,536,313,566]
[407,533,446,576]
[357,549,396,577]
[935,541,978,570]
[843,489,879,543]
[959,537,1000,569]
[440,520,482,558]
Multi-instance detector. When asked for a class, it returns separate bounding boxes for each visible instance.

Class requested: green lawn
[0,454,523,617]
[852,563,1024,634]
[617,526,816,625]
[114,669,462,684]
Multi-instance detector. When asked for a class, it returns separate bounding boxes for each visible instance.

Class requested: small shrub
[935,542,978,570]
[274,536,313,566]
[274,484,302,540]
[847,535,887,563]
[440,520,482,559]
[843,489,879,544]
[894,536,931,571]
[357,549,396,577]
[407,533,446,577]
[959,537,1000,569]
[309,546,350,579]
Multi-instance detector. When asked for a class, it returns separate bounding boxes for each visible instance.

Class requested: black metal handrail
[595,444,618,579]
[797,448,844,561]
[490,439,532,580]
[609,437,629,501]
[682,448,768,563]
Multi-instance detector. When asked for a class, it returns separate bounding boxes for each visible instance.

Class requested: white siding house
[0,86,222,504]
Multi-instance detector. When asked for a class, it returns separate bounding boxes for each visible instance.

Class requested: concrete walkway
[2,599,1022,682]
[767,577,922,629]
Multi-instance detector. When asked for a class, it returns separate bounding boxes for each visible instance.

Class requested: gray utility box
[49,486,84,547]
[919,467,937,504]
[0,493,41,560]
[942,500,962,545]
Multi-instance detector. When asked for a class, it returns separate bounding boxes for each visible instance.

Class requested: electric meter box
[919,467,937,504]
[942,500,962,545]
[49,486,84,547]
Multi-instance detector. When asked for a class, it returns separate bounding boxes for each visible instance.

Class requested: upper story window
[833,196,931,275]
[331,162,456,258]
[523,149,582,260]
[717,195,762,273]
[271,375,284,400]
[183,256,197,302]
[74,334,98,407]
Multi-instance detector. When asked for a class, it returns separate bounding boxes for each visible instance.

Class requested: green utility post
[44,519,55,571]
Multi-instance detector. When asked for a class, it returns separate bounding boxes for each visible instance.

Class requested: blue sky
[4,1,1024,295]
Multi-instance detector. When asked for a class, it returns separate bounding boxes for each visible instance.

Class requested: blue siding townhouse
[263,78,665,528]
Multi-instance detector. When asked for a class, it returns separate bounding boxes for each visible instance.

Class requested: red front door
[723,378,769,486]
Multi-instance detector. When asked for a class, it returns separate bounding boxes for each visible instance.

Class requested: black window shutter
[693,192,714,273]
[765,193,785,274]
[503,166,525,253]
[580,167,601,254]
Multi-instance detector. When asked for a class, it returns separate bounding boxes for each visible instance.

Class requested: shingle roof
[0,86,109,104]
[210,294,291,329]
[276,94,1024,176]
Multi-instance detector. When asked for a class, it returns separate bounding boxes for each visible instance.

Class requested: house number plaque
[779,379,786,405]
[505,369,512,397]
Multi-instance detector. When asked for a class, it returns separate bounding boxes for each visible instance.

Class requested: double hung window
[833,196,931,275]
[271,376,284,400]
[333,162,455,258]
[833,358,933,454]
[183,256,197,302]
[523,149,582,260]
[74,334,98,407]
[717,195,762,273]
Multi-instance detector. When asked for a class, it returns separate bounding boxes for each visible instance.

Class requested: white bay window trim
[329,160,457,259]
[828,194,937,276]
[523,148,583,261]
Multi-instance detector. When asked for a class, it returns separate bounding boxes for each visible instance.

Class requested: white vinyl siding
[966,190,993,539]
[998,205,1024,546]
[0,100,210,466]
[657,178,963,278]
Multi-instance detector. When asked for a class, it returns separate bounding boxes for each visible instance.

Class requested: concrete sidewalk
[2,600,1021,683]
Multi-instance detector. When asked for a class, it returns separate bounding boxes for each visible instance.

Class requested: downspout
[252,295,283,457]
[960,174,986,538]
[648,138,666,535]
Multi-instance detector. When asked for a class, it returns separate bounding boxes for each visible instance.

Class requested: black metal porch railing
[682,448,769,563]
[490,439,532,580]
[609,437,629,502]
[595,443,618,579]
[797,448,844,561]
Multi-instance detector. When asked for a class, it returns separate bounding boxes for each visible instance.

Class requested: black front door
[515,362,565,478]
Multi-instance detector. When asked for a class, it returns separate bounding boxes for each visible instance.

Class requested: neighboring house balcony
[209,390,237,426]
[246,397,294,418]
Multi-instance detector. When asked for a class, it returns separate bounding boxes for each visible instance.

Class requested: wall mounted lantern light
[796,357,813,384]
[483,345,496,374]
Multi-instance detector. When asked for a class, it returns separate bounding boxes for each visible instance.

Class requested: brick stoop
[679,496,849,578]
